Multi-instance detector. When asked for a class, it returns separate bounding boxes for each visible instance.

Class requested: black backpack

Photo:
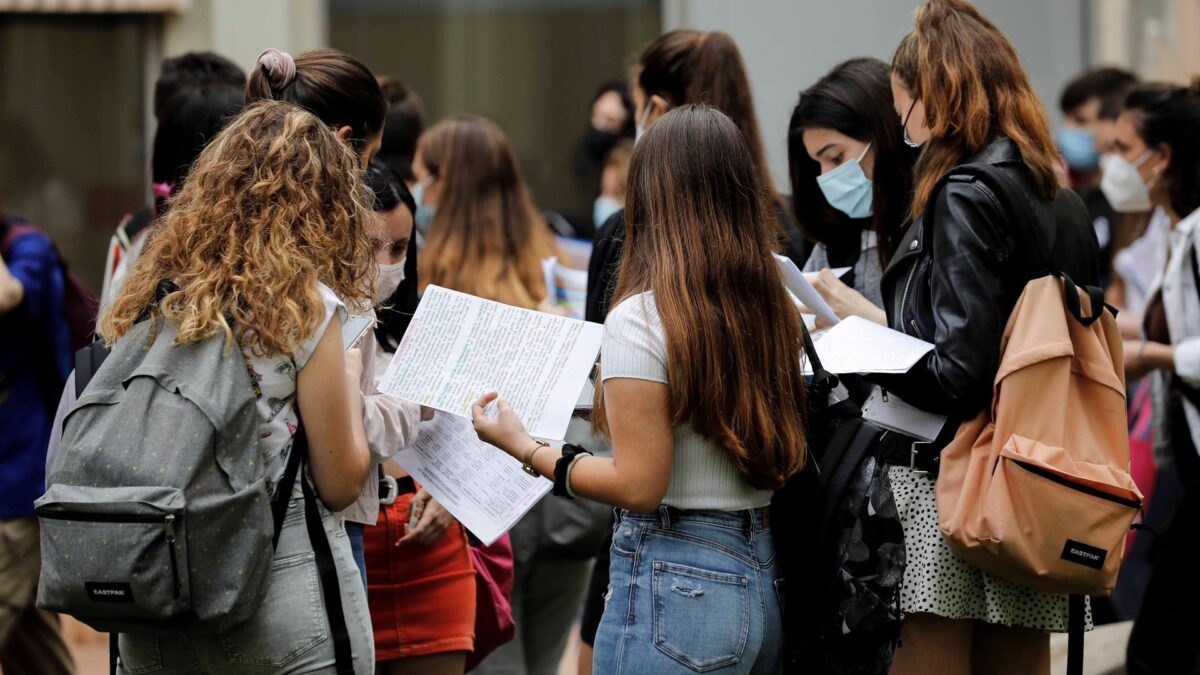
[773,325,905,675]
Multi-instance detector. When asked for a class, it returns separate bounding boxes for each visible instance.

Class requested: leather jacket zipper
[896,259,920,335]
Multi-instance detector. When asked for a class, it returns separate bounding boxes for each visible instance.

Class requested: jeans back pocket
[219,551,327,668]
[651,560,749,672]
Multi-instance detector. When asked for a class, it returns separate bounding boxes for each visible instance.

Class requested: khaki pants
[0,517,74,675]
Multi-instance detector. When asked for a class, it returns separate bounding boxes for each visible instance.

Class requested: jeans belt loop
[657,504,673,529]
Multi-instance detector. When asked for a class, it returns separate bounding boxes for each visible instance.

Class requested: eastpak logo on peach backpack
[936,273,1142,596]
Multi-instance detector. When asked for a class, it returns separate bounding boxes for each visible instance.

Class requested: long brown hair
[893,0,1059,219]
[417,116,557,309]
[637,30,784,237]
[596,105,808,490]
[101,101,377,356]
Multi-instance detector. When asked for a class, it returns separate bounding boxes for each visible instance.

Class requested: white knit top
[601,292,773,511]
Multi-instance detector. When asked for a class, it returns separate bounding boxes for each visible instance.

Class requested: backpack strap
[1067,594,1085,675]
[272,430,355,674]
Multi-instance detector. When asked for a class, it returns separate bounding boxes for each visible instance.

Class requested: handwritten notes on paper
[394,414,551,546]
[379,285,603,441]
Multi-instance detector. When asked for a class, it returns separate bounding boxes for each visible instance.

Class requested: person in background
[361,162,477,675]
[575,80,636,236]
[594,139,633,231]
[373,77,424,342]
[473,104,807,675]
[577,34,810,669]
[1057,67,1141,288]
[377,77,426,186]
[883,1,1100,673]
[586,29,807,327]
[99,53,246,311]
[1109,80,1200,675]
[415,115,558,309]
[245,47,394,584]
[102,100,376,674]
[409,116,569,675]
[788,57,917,323]
[0,196,74,675]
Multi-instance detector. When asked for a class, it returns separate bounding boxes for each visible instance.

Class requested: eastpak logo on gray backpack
[36,317,273,634]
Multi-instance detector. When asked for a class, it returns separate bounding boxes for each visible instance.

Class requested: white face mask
[1100,150,1156,213]
[373,259,406,305]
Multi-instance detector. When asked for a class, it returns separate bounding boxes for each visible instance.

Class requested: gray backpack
[40,309,358,673]
[36,317,274,633]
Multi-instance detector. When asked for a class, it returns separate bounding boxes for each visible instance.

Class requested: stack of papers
[379,286,603,544]
[806,316,934,375]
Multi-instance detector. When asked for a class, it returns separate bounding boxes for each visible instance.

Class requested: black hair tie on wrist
[554,443,593,499]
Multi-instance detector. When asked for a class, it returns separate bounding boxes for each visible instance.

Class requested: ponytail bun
[247,48,295,99]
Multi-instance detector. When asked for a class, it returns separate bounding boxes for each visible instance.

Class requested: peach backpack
[936,274,1142,596]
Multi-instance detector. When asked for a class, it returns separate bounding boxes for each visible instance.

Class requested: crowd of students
[4,0,1200,673]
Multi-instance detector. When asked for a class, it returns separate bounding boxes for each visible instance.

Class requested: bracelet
[565,453,588,499]
[522,440,549,477]
[554,443,593,499]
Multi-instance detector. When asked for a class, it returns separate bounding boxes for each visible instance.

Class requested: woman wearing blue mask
[788,58,917,324]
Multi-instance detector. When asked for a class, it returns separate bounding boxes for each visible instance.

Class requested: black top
[875,138,1101,418]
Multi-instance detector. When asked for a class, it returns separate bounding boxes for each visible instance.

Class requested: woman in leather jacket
[880,2,1101,674]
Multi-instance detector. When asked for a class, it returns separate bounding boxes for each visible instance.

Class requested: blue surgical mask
[1056,126,1099,170]
[594,195,622,227]
[411,179,436,236]
[816,143,874,219]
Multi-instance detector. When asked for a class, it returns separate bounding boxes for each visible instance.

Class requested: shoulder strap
[271,428,355,674]
[922,161,1051,273]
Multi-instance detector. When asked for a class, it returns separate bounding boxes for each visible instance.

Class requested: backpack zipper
[1009,460,1141,509]
[37,508,183,598]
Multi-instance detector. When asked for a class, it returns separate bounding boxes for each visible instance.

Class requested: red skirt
[364,492,477,660]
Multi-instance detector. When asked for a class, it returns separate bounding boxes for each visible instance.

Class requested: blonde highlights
[894,0,1060,219]
[101,100,378,356]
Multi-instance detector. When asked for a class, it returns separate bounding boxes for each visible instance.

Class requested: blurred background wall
[0,0,1196,291]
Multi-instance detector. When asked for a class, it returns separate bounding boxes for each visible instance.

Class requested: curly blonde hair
[101,100,377,356]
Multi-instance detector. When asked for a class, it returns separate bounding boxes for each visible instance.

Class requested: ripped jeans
[592,506,782,675]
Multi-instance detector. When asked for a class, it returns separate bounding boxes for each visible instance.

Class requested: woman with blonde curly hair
[101,99,378,673]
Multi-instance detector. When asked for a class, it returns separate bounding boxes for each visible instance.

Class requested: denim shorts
[116,497,375,674]
[592,506,782,675]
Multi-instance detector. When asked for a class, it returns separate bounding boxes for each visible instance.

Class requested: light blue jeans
[593,506,782,675]
[116,498,375,674]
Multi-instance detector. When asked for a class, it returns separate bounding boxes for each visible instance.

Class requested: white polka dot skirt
[888,466,1091,633]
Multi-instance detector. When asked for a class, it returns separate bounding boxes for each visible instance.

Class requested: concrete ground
[16,616,1133,675]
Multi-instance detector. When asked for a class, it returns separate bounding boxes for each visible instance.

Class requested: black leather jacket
[875,139,1101,418]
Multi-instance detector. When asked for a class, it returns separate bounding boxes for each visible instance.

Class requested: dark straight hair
[788,58,914,266]
[154,51,245,119]
[1125,80,1200,218]
[637,30,784,238]
[377,77,426,183]
[152,84,245,191]
[246,48,386,150]
[363,161,420,350]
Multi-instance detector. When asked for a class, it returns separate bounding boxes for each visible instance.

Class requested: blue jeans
[345,521,367,591]
[592,506,782,675]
